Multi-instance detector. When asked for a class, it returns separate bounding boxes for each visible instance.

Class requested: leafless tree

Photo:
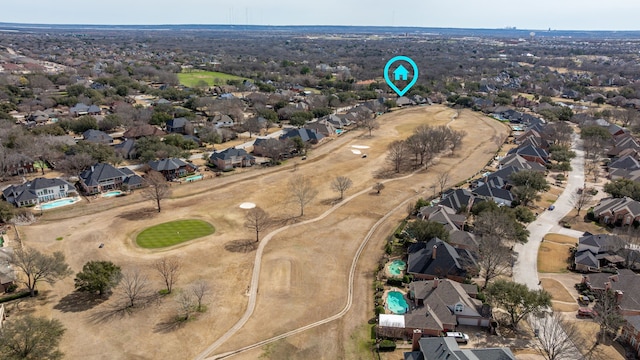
[477,235,513,289]
[190,280,210,312]
[142,171,171,213]
[152,257,182,294]
[57,153,94,177]
[545,122,573,147]
[618,108,638,128]
[534,312,582,360]
[261,138,289,163]
[373,182,385,194]
[360,117,380,136]
[331,176,353,200]
[387,140,408,173]
[176,291,195,321]
[12,247,72,297]
[245,206,271,242]
[288,175,318,216]
[572,189,594,216]
[118,269,151,309]
[594,289,624,343]
[243,117,264,138]
[437,171,450,196]
[449,129,466,155]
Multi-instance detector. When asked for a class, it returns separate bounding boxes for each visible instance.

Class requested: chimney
[412,329,422,351]
[616,290,624,303]
[605,282,611,291]
[433,278,439,289]
[582,275,589,284]
[609,274,619,282]
[432,245,438,260]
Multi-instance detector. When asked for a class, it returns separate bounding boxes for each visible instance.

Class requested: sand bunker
[351,149,362,154]
[239,202,256,209]
[351,145,371,149]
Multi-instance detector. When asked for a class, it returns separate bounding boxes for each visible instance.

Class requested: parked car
[577,307,598,318]
[548,205,555,211]
[578,295,590,305]
[445,332,469,343]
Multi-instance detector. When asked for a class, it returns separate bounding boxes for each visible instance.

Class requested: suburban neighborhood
[2,14,640,360]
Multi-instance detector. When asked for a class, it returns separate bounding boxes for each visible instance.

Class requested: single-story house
[79,163,143,194]
[122,124,166,139]
[593,197,640,226]
[166,117,191,134]
[280,128,324,144]
[418,205,466,232]
[209,148,255,171]
[403,336,516,360]
[114,139,137,159]
[407,238,477,283]
[3,177,76,207]
[148,158,197,180]
[83,129,113,144]
[506,144,549,164]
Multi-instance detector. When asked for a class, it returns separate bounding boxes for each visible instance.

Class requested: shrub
[5,283,17,293]
[402,275,412,283]
[379,339,396,351]
[387,278,403,287]
[0,289,36,303]
[375,305,385,315]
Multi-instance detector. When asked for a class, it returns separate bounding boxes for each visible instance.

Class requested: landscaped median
[136,219,215,248]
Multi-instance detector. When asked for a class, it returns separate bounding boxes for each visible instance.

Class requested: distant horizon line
[0,21,639,33]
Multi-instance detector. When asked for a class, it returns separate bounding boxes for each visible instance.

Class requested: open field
[136,219,215,248]
[538,235,574,273]
[177,70,247,87]
[14,105,509,360]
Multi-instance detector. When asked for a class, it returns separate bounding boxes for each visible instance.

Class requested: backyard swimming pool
[386,291,409,314]
[388,259,407,276]
[184,174,203,182]
[40,198,79,210]
[102,190,123,197]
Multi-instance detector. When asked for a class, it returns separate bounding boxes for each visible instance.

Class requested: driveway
[512,132,585,290]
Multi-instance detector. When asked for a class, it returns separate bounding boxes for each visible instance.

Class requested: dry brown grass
[561,209,611,235]
[540,278,575,303]
[544,234,578,245]
[575,321,626,360]
[15,106,509,360]
[538,240,572,273]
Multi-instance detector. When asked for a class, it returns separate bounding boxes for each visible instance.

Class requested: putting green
[136,219,215,248]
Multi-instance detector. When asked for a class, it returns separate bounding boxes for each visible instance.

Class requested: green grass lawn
[177,70,247,87]
[136,219,215,248]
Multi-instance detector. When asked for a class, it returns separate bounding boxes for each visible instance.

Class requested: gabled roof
[608,155,640,171]
[148,158,190,172]
[404,337,516,360]
[114,138,136,156]
[407,238,476,279]
[79,163,126,186]
[507,144,549,161]
[586,269,640,312]
[594,197,640,218]
[439,189,475,213]
[166,117,190,128]
[575,250,599,268]
[418,206,466,231]
[83,129,112,143]
[473,184,514,205]
[3,177,73,203]
[280,128,324,142]
[123,124,165,138]
[210,148,254,161]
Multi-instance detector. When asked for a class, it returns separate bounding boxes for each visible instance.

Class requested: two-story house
[148,158,197,181]
[209,148,255,171]
[2,177,76,207]
[79,163,143,194]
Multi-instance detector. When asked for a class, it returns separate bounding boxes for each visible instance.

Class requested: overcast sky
[2,0,639,31]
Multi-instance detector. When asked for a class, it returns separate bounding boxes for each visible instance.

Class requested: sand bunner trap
[136,219,215,248]
[239,202,257,209]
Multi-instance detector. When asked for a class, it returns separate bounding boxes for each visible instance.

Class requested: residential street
[512,131,585,290]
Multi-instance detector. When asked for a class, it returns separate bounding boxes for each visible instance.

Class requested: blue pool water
[184,174,203,182]
[336,129,344,134]
[387,291,409,314]
[388,260,407,276]
[102,190,123,197]
[41,198,77,210]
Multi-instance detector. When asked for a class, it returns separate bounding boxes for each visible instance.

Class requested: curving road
[512,132,585,290]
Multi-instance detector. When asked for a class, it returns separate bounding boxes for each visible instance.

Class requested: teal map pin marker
[384,56,419,97]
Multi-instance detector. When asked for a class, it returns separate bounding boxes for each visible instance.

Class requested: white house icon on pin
[393,65,409,81]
